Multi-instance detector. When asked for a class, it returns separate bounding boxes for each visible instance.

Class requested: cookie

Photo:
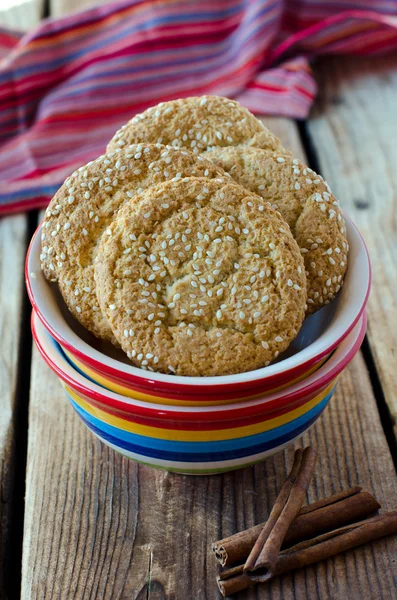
[40,144,227,341]
[94,178,307,376]
[203,147,348,313]
[107,96,286,155]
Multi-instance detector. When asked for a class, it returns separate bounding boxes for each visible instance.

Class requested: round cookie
[40,144,227,341]
[203,147,348,313]
[107,96,286,155]
[94,178,307,376]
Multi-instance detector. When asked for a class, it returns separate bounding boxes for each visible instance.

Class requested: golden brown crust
[40,144,226,341]
[94,178,307,376]
[107,96,286,154]
[203,147,348,313]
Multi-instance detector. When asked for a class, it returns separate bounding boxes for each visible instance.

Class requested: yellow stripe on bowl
[63,379,337,442]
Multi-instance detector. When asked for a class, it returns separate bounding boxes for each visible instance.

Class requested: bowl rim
[26,212,371,389]
[32,310,366,421]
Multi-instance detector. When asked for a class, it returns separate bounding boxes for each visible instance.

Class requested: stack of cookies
[41,96,348,377]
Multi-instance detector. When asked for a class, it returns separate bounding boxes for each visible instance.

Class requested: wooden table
[1,3,397,599]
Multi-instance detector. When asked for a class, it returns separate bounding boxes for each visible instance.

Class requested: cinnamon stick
[244,446,317,576]
[217,511,397,597]
[212,486,379,567]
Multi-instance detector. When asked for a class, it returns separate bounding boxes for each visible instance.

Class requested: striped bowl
[32,311,366,474]
[26,213,370,405]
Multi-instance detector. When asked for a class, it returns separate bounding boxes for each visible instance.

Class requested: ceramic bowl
[26,213,370,404]
[32,311,366,474]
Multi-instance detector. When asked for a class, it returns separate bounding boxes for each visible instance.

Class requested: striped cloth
[1,0,397,214]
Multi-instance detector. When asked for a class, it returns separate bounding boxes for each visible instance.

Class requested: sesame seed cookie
[94,178,307,376]
[203,147,348,313]
[107,96,286,155]
[40,144,227,341]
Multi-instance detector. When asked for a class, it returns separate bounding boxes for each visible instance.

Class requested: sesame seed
[261,341,269,349]
[275,336,283,343]
[239,311,245,319]
[216,310,222,319]
[148,313,154,321]
[109,304,116,310]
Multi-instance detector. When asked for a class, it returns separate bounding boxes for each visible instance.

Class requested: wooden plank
[21,117,397,599]
[21,355,397,599]
[0,214,29,597]
[0,0,44,30]
[308,55,397,438]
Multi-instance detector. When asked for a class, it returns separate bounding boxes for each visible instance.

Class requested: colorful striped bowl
[32,311,366,474]
[26,213,370,405]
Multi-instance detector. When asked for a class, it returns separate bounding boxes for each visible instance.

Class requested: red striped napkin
[1,0,397,214]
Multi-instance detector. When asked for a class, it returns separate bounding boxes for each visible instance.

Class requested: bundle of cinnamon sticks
[212,447,397,597]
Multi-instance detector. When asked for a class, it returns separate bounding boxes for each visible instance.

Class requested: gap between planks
[0,210,38,600]
[296,118,397,472]
[307,55,397,446]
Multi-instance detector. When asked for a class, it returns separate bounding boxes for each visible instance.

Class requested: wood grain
[21,353,397,600]
[308,55,397,439]
[0,214,28,598]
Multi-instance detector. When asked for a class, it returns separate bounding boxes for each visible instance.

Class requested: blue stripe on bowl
[69,389,333,453]
[67,393,331,462]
